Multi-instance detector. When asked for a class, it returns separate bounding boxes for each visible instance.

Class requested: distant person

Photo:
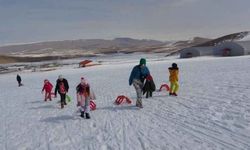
[16,74,23,87]
[41,79,53,101]
[129,58,150,108]
[169,63,179,96]
[54,75,69,109]
[76,77,95,119]
[142,74,156,98]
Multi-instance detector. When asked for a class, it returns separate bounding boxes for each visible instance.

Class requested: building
[180,46,214,58]
[213,41,250,56]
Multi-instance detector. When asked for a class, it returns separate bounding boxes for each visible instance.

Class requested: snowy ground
[1,55,250,150]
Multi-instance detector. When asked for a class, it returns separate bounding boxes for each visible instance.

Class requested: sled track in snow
[150,93,250,150]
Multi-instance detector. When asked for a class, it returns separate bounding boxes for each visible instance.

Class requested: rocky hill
[0,38,165,56]
[0,31,249,63]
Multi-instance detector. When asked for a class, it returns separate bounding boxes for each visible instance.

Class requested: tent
[213,41,250,56]
[180,46,214,58]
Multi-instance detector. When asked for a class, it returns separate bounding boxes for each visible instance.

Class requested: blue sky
[0,0,249,45]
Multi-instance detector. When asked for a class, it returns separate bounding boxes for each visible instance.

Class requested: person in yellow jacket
[168,63,179,96]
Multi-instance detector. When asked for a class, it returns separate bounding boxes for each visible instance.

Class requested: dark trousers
[18,81,22,87]
[60,93,66,105]
[146,91,152,98]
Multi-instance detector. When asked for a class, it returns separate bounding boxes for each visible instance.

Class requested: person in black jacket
[54,75,69,109]
[16,74,23,87]
[142,74,156,98]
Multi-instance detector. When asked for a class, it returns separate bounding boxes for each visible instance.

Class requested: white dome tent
[180,46,214,58]
[180,32,250,58]
[214,36,250,57]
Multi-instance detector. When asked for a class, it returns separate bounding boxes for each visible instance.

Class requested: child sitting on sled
[41,79,53,101]
[76,77,95,119]
[142,74,156,98]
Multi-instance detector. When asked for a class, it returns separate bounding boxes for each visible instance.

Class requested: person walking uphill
[55,75,69,109]
[76,77,95,119]
[169,63,179,96]
[129,58,150,108]
[16,74,23,87]
[41,79,53,101]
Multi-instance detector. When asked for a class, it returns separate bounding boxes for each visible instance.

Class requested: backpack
[59,82,66,94]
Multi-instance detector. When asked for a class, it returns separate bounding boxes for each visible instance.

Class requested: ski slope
[0,55,250,150]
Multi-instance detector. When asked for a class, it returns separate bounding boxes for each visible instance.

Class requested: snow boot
[136,99,143,108]
[80,111,85,118]
[61,103,64,109]
[169,92,173,96]
[172,93,177,96]
[86,113,90,119]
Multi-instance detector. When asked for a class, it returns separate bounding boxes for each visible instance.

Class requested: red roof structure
[79,60,92,67]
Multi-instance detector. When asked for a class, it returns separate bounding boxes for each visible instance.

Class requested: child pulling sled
[54,75,69,109]
[76,77,95,119]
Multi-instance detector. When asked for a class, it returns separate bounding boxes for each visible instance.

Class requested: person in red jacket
[41,79,53,101]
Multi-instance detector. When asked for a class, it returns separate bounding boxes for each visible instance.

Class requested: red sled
[159,84,170,92]
[90,100,96,110]
[114,95,132,105]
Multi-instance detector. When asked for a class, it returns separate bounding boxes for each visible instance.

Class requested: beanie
[139,58,146,65]
[58,75,63,79]
[172,63,177,68]
[81,77,88,85]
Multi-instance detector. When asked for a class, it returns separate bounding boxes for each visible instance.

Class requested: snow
[1,55,250,150]
[239,32,250,41]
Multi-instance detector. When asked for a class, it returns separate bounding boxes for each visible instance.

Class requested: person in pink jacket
[76,77,95,119]
[42,79,53,101]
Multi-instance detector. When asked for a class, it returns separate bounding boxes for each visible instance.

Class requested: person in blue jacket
[129,58,150,108]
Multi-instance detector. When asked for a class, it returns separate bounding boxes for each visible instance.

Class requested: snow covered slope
[0,55,250,150]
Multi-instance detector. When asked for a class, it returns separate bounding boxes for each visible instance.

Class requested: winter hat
[172,63,177,68]
[81,77,88,85]
[139,58,146,65]
[44,79,48,83]
[58,75,63,79]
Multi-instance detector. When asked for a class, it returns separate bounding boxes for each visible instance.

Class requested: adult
[129,58,150,108]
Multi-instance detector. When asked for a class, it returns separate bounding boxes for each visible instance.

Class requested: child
[54,75,69,109]
[41,79,53,101]
[142,74,156,98]
[76,77,95,119]
[169,63,179,96]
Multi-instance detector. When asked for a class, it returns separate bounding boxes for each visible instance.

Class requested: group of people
[16,74,94,119]
[129,58,179,108]
[16,58,179,118]
[44,75,93,119]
